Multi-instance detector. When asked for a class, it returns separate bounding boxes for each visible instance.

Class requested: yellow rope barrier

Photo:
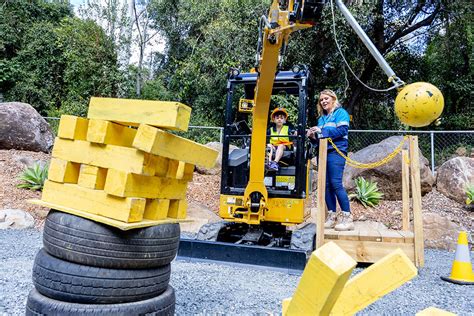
[327,135,410,169]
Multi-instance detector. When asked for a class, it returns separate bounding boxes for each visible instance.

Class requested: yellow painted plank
[282,298,291,316]
[57,115,89,140]
[77,165,107,190]
[104,169,188,199]
[29,199,191,230]
[154,155,170,177]
[132,124,218,169]
[416,307,457,316]
[41,180,145,223]
[144,199,170,220]
[87,119,137,147]
[87,97,191,132]
[286,242,356,316]
[168,199,187,219]
[330,249,418,315]
[328,239,416,264]
[52,138,155,175]
[48,158,80,184]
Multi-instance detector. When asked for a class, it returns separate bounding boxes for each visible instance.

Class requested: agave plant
[17,162,49,191]
[349,177,384,208]
[466,184,474,205]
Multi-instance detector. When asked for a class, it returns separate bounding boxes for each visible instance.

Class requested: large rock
[421,212,464,251]
[343,136,434,200]
[0,209,35,229]
[196,142,238,175]
[436,157,474,204]
[180,202,221,236]
[0,102,54,153]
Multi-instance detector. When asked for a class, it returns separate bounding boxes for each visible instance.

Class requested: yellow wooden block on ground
[104,169,188,199]
[78,165,107,189]
[330,248,417,315]
[286,242,357,316]
[167,160,194,180]
[168,199,187,219]
[57,115,89,140]
[133,124,218,168]
[144,199,170,220]
[48,158,80,183]
[42,180,145,223]
[88,97,191,132]
[87,119,137,147]
[52,138,155,175]
[416,307,457,316]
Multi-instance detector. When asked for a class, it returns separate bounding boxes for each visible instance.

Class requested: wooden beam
[52,138,155,175]
[330,249,417,315]
[401,149,410,231]
[379,230,405,243]
[41,180,145,223]
[87,97,191,132]
[154,155,170,177]
[316,138,328,249]
[77,165,107,190]
[286,242,356,316]
[168,199,187,219]
[133,124,218,168]
[57,115,88,141]
[87,119,137,147]
[409,136,424,267]
[167,160,194,180]
[144,199,170,220]
[48,158,80,184]
[104,169,188,199]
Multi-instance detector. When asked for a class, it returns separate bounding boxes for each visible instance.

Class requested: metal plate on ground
[177,238,307,273]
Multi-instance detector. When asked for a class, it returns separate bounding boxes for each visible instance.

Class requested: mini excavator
[180,0,444,269]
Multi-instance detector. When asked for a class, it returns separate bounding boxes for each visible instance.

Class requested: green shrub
[17,163,49,191]
[466,184,474,205]
[349,177,384,208]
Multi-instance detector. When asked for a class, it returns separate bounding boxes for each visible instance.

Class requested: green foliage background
[0,0,472,139]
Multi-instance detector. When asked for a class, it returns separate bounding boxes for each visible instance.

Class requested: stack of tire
[26,210,180,315]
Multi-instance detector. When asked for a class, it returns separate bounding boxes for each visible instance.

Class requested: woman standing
[306,89,354,231]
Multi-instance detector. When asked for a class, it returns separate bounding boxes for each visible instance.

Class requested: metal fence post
[220,128,224,144]
[430,132,435,175]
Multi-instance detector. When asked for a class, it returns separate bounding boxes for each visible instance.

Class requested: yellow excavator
[181,0,444,269]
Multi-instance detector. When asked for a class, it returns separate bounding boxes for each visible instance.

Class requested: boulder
[0,209,35,229]
[343,136,434,200]
[0,102,54,153]
[196,142,238,175]
[421,212,464,251]
[436,157,474,204]
[180,202,222,237]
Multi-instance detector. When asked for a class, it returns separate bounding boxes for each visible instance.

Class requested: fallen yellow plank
[87,97,191,132]
[87,119,137,147]
[77,165,107,190]
[282,298,291,315]
[41,180,145,223]
[104,169,188,199]
[330,248,418,315]
[57,115,89,140]
[144,199,170,220]
[416,307,457,316]
[48,158,80,184]
[285,242,356,316]
[168,199,187,219]
[52,138,155,175]
[29,199,191,230]
[133,124,218,168]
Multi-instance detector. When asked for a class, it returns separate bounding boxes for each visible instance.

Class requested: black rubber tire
[26,286,175,316]
[33,249,171,304]
[43,210,180,269]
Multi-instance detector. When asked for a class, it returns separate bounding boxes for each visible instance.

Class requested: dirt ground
[1,149,472,232]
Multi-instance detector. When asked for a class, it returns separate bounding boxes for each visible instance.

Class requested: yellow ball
[395,82,444,127]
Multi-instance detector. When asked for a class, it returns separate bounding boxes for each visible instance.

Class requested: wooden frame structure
[315,136,424,267]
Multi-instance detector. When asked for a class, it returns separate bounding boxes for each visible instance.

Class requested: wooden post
[401,150,410,231]
[316,138,328,249]
[409,136,424,267]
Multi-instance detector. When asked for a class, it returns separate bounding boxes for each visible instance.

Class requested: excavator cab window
[221,68,315,198]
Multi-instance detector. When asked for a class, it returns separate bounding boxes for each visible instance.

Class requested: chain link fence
[44,117,472,174]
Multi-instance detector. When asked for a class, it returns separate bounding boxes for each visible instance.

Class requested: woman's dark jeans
[325,150,351,213]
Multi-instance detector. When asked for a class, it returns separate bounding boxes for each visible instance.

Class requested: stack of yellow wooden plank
[32,97,218,229]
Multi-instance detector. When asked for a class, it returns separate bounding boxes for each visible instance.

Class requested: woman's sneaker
[334,212,354,231]
[324,211,337,229]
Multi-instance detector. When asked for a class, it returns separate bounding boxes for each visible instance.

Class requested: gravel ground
[1,229,473,315]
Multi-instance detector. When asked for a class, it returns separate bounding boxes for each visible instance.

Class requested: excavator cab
[216,67,316,247]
